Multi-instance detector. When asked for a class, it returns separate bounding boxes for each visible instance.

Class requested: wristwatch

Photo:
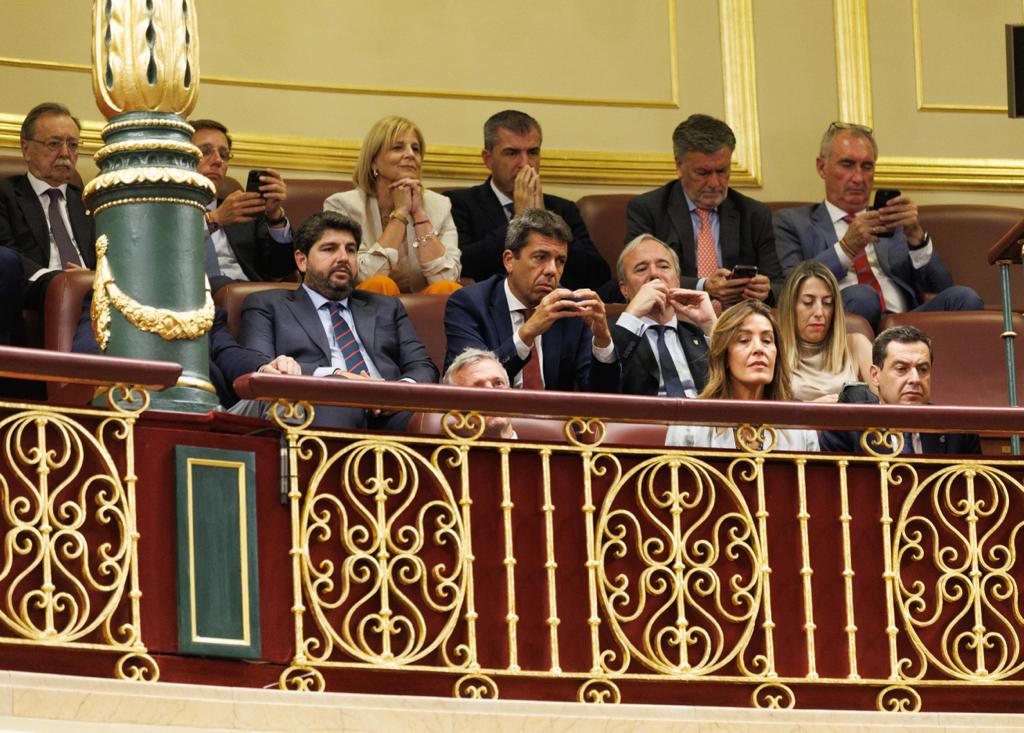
[908,231,930,250]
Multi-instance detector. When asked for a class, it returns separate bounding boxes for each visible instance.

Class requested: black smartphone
[728,265,758,280]
[245,169,268,195]
[871,188,900,238]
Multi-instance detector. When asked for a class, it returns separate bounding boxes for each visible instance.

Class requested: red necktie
[519,308,544,389]
[843,214,886,311]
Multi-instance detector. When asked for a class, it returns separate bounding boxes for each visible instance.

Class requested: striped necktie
[328,302,368,375]
[842,214,886,310]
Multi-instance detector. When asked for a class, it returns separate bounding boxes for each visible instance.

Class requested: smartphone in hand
[728,264,758,280]
[871,189,900,238]
[245,169,269,196]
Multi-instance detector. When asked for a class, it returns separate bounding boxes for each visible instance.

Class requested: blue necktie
[503,202,515,220]
[652,325,687,397]
[328,302,368,375]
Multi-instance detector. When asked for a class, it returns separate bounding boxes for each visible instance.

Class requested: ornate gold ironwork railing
[0,347,180,681]
[243,379,1024,713]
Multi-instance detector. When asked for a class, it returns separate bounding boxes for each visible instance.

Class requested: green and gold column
[84,0,218,412]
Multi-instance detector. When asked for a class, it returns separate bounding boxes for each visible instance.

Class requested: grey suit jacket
[239,285,437,384]
[625,181,783,303]
[773,202,954,309]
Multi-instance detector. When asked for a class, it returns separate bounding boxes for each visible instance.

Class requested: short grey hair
[443,348,505,385]
[616,233,680,283]
[505,208,572,255]
[819,121,878,160]
[483,109,541,151]
[672,114,735,159]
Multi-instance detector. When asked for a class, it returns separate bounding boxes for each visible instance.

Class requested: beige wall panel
[1,1,1024,206]
[916,0,1021,110]
[750,0,839,202]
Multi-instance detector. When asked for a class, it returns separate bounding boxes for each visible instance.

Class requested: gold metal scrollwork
[91,235,214,350]
[735,423,776,453]
[453,673,498,699]
[876,684,921,713]
[278,665,326,692]
[594,455,762,676]
[83,167,215,199]
[577,678,621,704]
[892,464,1024,682]
[295,438,469,668]
[751,682,795,709]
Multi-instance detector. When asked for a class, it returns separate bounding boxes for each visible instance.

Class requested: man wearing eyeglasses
[0,102,94,344]
[773,122,982,331]
[189,119,295,292]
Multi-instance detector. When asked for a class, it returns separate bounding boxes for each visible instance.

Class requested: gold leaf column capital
[92,0,200,119]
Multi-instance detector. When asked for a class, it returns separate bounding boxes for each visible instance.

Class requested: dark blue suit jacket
[818,389,981,454]
[773,202,954,309]
[624,181,783,303]
[445,180,610,290]
[443,274,619,393]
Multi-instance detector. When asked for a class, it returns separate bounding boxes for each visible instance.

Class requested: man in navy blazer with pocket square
[240,210,437,429]
[444,208,619,393]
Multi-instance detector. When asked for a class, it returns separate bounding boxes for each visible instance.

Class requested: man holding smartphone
[190,118,295,292]
[624,114,783,309]
[773,122,981,331]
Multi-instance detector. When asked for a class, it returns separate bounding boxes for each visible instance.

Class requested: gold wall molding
[0,0,763,188]
[912,0,1023,114]
[833,0,873,126]
[835,1,1024,191]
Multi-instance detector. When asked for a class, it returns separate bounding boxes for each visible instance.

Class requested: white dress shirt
[825,200,933,314]
[26,172,82,281]
[616,311,702,397]
[504,279,615,388]
[204,199,292,281]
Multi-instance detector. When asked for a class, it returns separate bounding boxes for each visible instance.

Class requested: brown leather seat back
[284,178,354,231]
[577,194,634,274]
[918,204,1024,309]
[844,312,874,340]
[879,310,1024,406]
[215,281,300,337]
[43,269,98,405]
[397,292,450,375]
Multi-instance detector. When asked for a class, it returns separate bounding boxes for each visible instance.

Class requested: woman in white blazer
[324,116,461,295]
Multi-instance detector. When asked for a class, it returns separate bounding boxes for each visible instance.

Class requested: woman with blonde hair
[777,261,872,402]
[324,116,461,295]
[665,299,819,450]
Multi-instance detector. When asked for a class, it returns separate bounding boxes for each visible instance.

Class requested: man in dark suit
[190,119,296,292]
[819,325,980,454]
[0,102,95,343]
[445,109,609,290]
[614,234,713,396]
[240,211,437,429]
[773,122,981,331]
[444,208,619,393]
[622,113,782,307]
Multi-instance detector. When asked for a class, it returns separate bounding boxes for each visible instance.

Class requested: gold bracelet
[388,209,409,225]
